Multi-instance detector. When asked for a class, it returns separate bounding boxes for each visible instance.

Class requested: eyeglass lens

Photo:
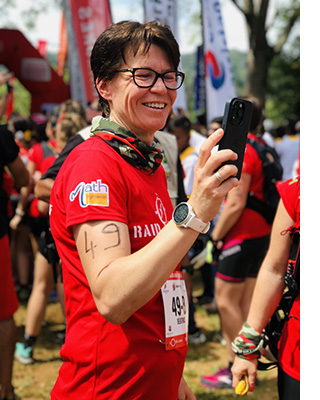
[133,69,183,89]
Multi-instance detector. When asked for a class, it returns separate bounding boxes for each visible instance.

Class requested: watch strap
[186,216,210,234]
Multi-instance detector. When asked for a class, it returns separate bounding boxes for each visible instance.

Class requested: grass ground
[12,274,279,399]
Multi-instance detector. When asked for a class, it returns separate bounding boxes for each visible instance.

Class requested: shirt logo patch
[70,179,109,208]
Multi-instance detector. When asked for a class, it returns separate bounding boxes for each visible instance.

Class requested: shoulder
[57,136,124,180]
[278,176,300,199]
[277,176,300,221]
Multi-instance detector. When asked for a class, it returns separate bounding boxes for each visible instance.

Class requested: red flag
[67,0,112,103]
[57,12,68,77]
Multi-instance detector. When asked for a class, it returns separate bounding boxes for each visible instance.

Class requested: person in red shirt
[49,20,239,400]
[0,125,29,400]
[7,114,42,298]
[231,176,300,398]
[14,112,88,365]
[201,96,273,389]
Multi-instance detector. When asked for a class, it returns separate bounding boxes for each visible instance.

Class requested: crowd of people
[0,19,300,400]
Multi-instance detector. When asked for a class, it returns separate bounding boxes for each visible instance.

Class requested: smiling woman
[95,43,178,144]
[49,20,239,400]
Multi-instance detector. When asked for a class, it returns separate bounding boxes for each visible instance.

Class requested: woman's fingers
[212,162,238,184]
[195,129,239,181]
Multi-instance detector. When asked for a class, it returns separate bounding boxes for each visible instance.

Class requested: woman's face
[98,44,177,144]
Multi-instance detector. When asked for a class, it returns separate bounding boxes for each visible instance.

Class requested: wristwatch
[173,202,210,234]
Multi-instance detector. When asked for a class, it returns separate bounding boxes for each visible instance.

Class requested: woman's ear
[96,78,112,101]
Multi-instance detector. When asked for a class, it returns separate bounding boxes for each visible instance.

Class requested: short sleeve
[277,176,300,224]
[60,145,128,229]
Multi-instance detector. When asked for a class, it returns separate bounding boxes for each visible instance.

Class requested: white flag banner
[202,0,235,127]
[143,0,187,114]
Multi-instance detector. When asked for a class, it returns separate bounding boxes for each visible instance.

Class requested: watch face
[174,203,189,223]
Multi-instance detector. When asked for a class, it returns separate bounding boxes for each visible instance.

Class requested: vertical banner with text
[143,0,187,114]
[64,0,112,105]
[202,0,235,127]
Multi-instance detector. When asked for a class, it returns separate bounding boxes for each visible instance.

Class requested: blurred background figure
[7,114,42,301]
[167,114,208,345]
[14,108,87,365]
[0,70,13,120]
[0,124,29,400]
[207,116,223,137]
[201,96,274,390]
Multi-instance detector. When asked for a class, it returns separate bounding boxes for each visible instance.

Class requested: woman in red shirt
[231,176,300,398]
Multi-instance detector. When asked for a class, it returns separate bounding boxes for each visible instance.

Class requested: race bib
[161,271,189,351]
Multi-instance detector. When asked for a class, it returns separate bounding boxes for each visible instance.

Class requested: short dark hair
[241,95,263,132]
[210,116,223,125]
[90,20,181,117]
[166,115,191,135]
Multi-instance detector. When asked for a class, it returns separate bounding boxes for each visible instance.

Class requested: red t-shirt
[28,141,58,218]
[277,176,300,380]
[224,134,272,243]
[50,136,187,399]
[28,140,57,171]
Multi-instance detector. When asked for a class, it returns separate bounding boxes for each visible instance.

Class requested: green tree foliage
[266,35,300,124]
[230,0,300,108]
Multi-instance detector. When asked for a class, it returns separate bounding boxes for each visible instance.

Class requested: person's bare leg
[25,252,54,337]
[0,318,16,399]
[56,275,65,318]
[13,225,33,286]
[215,277,246,363]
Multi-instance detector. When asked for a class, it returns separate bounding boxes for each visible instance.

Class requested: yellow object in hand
[235,375,249,396]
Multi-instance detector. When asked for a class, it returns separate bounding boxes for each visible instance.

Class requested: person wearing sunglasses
[49,20,239,400]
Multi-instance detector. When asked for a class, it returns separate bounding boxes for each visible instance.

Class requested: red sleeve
[62,146,128,230]
[242,143,261,176]
[277,176,300,226]
[242,142,264,201]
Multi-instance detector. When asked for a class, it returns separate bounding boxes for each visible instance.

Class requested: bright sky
[2,0,249,55]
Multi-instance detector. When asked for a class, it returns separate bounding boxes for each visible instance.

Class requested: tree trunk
[246,44,274,108]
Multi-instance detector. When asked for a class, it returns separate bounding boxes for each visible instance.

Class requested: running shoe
[201,366,232,389]
[188,329,207,345]
[14,342,34,365]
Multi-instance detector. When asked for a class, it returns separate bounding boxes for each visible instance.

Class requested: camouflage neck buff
[90,116,164,176]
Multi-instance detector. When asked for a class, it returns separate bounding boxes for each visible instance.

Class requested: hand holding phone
[217,97,253,180]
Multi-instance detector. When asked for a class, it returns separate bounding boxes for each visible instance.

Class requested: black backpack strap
[245,138,282,224]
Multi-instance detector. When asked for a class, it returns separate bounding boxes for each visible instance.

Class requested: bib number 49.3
[161,271,189,350]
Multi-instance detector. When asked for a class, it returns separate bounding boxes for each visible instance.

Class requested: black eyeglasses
[115,68,185,90]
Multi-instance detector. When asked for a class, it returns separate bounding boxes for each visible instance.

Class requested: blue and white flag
[202,0,235,127]
[143,0,187,114]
